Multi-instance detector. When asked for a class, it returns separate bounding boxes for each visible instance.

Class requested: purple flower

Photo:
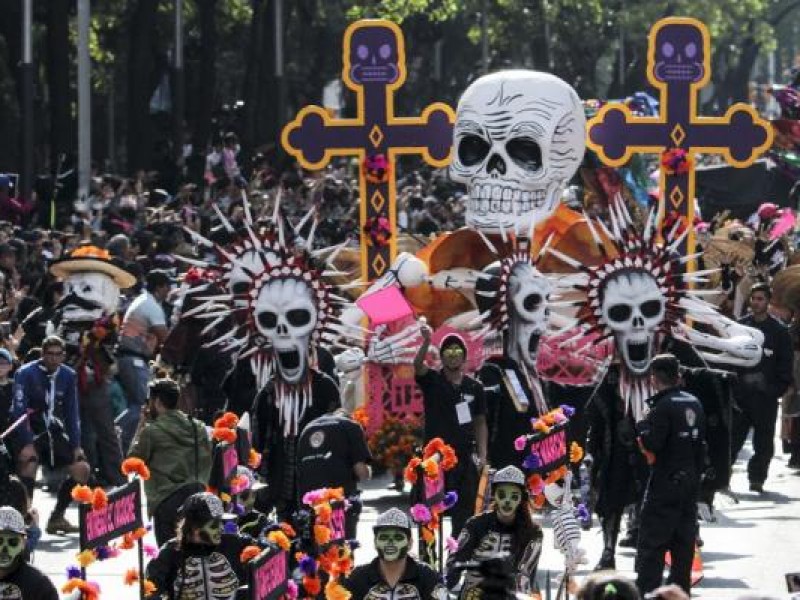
[223,520,239,535]
[66,565,82,579]
[410,503,432,523]
[299,556,318,576]
[348,539,361,550]
[95,546,112,561]
[232,502,245,515]
[523,453,541,470]
[576,503,590,522]
[559,404,576,418]
[444,491,459,510]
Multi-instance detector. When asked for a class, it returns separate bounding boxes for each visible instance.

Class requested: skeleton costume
[0,507,58,600]
[344,508,447,600]
[446,466,542,599]
[145,493,253,600]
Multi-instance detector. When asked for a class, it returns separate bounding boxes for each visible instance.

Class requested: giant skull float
[450,70,586,234]
[548,196,764,418]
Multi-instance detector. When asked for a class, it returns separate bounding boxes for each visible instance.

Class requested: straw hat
[772,264,800,312]
[50,245,137,289]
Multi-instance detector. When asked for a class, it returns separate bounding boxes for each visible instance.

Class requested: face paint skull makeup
[493,483,523,521]
[0,533,24,569]
[197,519,222,546]
[375,527,410,562]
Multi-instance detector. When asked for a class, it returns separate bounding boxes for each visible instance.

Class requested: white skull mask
[62,271,121,322]
[601,271,665,375]
[506,263,551,371]
[450,70,586,234]
[254,277,318,384]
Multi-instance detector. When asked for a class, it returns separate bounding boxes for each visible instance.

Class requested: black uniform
[732,313,793,487]
[343,556,447,600]
[635,387,707,595]
[415,369,486,536]
[0,562,59,600]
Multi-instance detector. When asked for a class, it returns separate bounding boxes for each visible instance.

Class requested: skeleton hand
[334,347,367,374]
[367,323,421,365]
[426,268,481,291]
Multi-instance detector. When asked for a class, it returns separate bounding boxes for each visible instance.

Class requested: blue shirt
[11,360,80,449]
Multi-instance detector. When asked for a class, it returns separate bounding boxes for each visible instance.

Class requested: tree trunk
[0,2,23,172]
[46,0,72,172]
[242,0,272,153]
[126,0,159,172]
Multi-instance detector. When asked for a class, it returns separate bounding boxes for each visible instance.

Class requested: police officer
[635,354,707,595]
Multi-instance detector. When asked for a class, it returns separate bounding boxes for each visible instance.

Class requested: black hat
[178,492,224,523]
[146,269,174,289]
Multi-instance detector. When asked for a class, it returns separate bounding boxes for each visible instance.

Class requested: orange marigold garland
[121,457,151,480]
[240,545,261,563]
[367,416,422,475]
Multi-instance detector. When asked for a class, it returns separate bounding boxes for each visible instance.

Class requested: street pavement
[31,437,799,598]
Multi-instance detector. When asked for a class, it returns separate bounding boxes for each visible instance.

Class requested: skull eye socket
[662,41,675,58]
[231,281,249,296]
[457,134,491,167]
[379,43,391,59]
[641,299,663,318]
[506,137,542,172]
[258,311,278,330]
[523,293,542,312]
[608,304,632,323]
[83,285,92,293]
[356,44,369,60]
[287,308,312,327]
[685,42,697,59]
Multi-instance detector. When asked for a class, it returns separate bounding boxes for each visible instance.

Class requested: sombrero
[772,264,800,312]
[50,245,137,289]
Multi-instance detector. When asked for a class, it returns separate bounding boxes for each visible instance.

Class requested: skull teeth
[467,185,547,216]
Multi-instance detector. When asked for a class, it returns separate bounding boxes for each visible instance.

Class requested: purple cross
[587,18,772,257]
[281,20,454,281]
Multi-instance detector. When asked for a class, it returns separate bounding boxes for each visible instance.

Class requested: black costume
[0,562,59,600]
[635,387,707,595]
[343,556,447,600]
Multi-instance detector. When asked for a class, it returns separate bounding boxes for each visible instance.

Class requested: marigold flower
[214,412,239,429]
[240,545,261,563]
[267,530,291,551]
[279,522,296,538]
[325,579,352,600]
[247,448,262,469]
[121,457,151,480]
[212,427,237,444]
[123,568,139,585]
[303,576,322,596]
[91,487,108,510]
[422,459,439,479]
[71,484,93,503]
[314,524,332,545]
[143,580,157,595]
[570,442,584,463]
[77,549,97,567]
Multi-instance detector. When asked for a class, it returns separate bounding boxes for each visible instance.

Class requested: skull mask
[60,272,121,322]
[374,527,410,562]
[506,263,551,371]
[197,518,222,546]
[450,70,586,234]
[653,23,705,84]
[348,25,400,85]
[0,532,24,569]
[601,271,665,375]
[254,277,318,384]
[493,483,523,521]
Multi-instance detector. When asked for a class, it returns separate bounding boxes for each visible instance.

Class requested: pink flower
[514,436,527,451]
[445,536,459,553]
[302,490,325,506]
[143,544,159,559]
[552,411,567,424]
[286,580,299,599]
[410,503,432,524]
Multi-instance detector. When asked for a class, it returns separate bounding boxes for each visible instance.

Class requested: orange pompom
[422,458,439,479]
[91,487,108,510]
[212,427,237,444]
[119,533,135,550]
[303,576,322,596]
[247,448,262,469]
[143,580,158,595]
[533,421,551,434]
[62,579,100,600]
[240,545,262,563]
[77,549,97,567]
[124,568,140,586]
[404,457,422,484]
[279,522,296,538]
[421,527,435,544]
[325,579,352,600]
[570,441,584,464]
[214,412,239,430]
[267,530,291,551]
[315,503,332,524]
[121,457,151,480]
[71,484,93,503]
[314,524,331,545]
[131,527,148,540]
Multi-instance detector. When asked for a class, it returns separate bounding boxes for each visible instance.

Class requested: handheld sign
[249,546,288,600]
[525,422,568,477]
[587,17,772,261]
[79,480,143,550]
[356,285,414,326]
[329,500,347,543]
[209,442,239,493]
[423,467,445,507]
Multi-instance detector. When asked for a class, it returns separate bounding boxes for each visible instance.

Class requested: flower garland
[362,153,390,184]
[238,523,299,600]
[362,216,392,248]
[368,415,422,474]
[514,405,584,508]
[404,438,459,545]
[297,487,355,600]
[660,148,692,175]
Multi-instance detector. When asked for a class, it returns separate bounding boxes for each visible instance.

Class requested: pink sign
[79,480,143,550]
[528,428,567,475]
[423,469,445,507]
[356,286,414,325]
[329,501,346,542]
[250,547,288,600]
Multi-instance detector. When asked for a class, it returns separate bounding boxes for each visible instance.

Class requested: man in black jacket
[732,283,793,493]
[635,354,707,595]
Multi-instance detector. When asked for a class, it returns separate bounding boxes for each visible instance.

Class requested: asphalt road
[30,437,799,598]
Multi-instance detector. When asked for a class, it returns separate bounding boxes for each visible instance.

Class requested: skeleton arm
[674,297,764,367]
[514,533,543,594]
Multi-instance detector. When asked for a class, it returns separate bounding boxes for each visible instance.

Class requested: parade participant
[11,335,90,534]
[635,354,707,595]
[343,507,447,600]
[117,269,172,454]
[49,244,137,487]
[732,283,793,493]
[415,326,488,536]
[446,466,543,599]
[296,408,372,539]
[232,466,271,539]
[128,377,212,546]
[145,492,253,600]
[0,506,58,600]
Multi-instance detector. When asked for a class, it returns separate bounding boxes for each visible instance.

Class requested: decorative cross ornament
[586,17,773,260]
[281,19,455,281]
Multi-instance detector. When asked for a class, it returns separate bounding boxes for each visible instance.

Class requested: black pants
[636,475,698,595]
[153,483,205,546]
[80,382,125,487]
[731,395,779,485]
[446,459,478,537]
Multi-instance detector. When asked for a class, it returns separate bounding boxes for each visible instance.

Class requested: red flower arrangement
[362,154,390,184]
[363,216,392,248]
[368,416,421,475]
[661,148,692,175]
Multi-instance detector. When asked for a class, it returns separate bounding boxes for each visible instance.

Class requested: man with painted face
[0,506,58,600]
[145,491,254,600]
[343,508,447,600]
[446,466,543,599]
[415,327,488,536]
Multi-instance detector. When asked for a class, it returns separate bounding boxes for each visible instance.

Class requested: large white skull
[61,271,121,322]
[601,271,665,375]
[506,262,551,371]
[253,277,318,384]
[450,70,586,234]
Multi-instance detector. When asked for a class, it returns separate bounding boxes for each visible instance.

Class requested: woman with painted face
[0,506,58,600]
[445,466,543,598]
[145,492,255,600]
[343,508,447,600]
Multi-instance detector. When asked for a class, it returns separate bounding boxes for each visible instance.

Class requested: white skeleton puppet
[544,473,588,571]
[547,196,763,419]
